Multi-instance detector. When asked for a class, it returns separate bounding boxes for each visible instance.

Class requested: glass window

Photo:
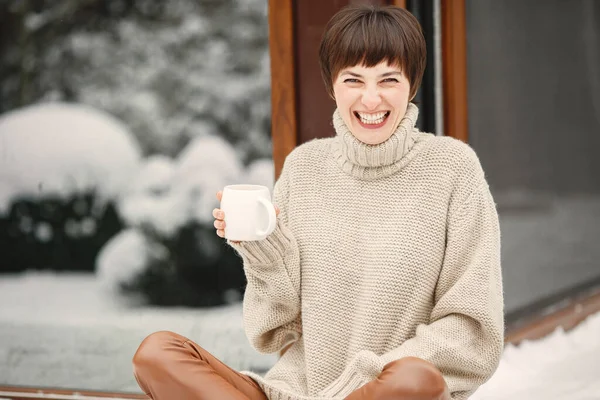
[466,0,600,316]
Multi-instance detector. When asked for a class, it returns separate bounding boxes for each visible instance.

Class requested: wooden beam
[441,0,468,142]
[0,387,148,400]
[505,287,600,345]
[268,0,298,180]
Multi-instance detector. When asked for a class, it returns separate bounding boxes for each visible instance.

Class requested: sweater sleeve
[227,157,302,354]
[321,180,505,399]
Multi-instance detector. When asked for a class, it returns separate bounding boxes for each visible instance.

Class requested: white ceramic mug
[220,184,277,241]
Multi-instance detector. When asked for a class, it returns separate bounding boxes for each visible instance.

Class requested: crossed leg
[345,357,451,400]
[133,331,267,400]
[133,331,449,400]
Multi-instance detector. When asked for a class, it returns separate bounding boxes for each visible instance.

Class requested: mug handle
[256,197,277,237]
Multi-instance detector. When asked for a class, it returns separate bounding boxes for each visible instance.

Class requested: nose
[361,86,382,110]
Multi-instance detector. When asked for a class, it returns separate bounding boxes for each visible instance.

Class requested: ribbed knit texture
[229,103,504,400]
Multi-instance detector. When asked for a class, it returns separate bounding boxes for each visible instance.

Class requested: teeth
[357,111,388,125]
[358,111,386,120]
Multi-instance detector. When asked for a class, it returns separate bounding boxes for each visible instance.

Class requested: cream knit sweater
[230,103,504,400]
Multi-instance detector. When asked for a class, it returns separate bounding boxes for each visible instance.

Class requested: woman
[133,4,504,400]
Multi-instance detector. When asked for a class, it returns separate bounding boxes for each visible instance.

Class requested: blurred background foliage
[0,0,273,307]
[0,0,272,161]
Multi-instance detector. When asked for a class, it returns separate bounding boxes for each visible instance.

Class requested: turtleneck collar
[331,103,423,180]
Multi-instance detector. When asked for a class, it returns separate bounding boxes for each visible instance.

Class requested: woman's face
[332,61,411,145]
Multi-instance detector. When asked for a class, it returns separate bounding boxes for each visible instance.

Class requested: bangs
[333,13,407,73]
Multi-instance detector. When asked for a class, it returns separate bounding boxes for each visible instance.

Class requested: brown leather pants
[133,331,450,400]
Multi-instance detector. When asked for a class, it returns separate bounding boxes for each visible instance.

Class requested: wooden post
[441,0,469,142]
[268,0,298,179]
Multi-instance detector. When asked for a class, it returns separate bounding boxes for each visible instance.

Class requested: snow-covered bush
[245,158,275,191]
[118,135,245,237]
[96,228,155,292]
[117,155,187,238]
[0,102,140,272]
[1,193,123,272]
[100,135,274,307]
[0,102,142,214]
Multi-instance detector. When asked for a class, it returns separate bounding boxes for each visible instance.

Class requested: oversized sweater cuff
[320,371,371,399]
[227,220,296,265]
[319,351,383,398]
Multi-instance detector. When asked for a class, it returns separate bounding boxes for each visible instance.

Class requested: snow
[0,102,142,215]
[0,272,277,392]
[245,158,275,191]
[96,229,159,293]
[117,155,188,237]
[174,135,245,225]
[116,135,275,238]
[176,135,244,181]
[102,136,276,296]
[34,221,53,242]
[64,217,98,239]
[115,135,249,238]
[471,310,600,399]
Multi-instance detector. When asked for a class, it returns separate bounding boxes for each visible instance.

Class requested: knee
[133,331,182,377]
[382,357,449,399]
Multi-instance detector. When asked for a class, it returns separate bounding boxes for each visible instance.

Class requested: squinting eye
[382,78,399,83]
[344,78,360,83]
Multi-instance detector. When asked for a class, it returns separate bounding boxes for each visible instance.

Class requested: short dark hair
[318,4,426,100]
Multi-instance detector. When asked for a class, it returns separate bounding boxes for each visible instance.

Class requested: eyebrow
[340,70,402,78]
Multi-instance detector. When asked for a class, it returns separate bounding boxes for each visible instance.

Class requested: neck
[331,103,421,180]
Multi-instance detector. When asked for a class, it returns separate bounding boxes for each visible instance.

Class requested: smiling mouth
[354,111,390,128]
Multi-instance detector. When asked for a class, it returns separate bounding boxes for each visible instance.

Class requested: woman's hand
[213,191,280,243]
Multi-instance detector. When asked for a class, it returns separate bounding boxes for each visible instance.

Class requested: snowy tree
[0,0,272,160]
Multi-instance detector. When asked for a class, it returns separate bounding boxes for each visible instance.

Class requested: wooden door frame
[440,0,468,143]
[268,0,468,179]
[268,0,297,179]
